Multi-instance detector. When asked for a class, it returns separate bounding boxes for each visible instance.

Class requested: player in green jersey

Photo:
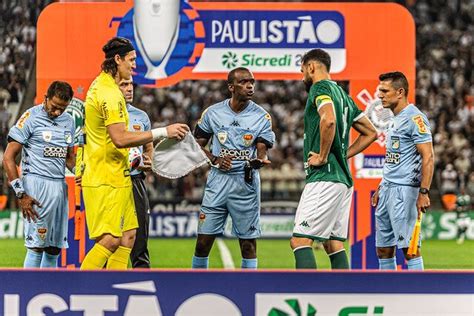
[290,49,377,269]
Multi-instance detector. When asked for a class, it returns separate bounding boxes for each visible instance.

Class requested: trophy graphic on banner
[133,0,181,79]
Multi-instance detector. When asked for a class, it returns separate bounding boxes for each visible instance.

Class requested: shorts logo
[242,134,254,147]
[412,115,428,134]
[17,111,30,129]
[42,131,52,142]
[133,124,141,131]
[43,146,67,158]
[391,136,400,150]
[37,228,47,240]
[64,131,72,144]
[217,131,227,144]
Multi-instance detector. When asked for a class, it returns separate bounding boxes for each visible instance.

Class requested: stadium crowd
[0,0,473,209]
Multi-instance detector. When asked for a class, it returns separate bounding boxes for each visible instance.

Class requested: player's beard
[304,78,313,92]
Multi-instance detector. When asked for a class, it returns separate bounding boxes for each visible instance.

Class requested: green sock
[294,246,317,269]
[329,249,349,269]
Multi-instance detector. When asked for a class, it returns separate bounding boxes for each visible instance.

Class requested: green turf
[0,238,472,269]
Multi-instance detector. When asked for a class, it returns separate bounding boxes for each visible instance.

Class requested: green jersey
[304,80,363,187]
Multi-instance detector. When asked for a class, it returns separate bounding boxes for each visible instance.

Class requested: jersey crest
[42,131,52,142]
[243,133,253,147]
[217,131,227,144]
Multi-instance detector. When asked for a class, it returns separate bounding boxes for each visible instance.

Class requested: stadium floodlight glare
[133,0,180,79]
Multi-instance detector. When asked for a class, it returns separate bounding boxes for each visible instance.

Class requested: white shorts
[293,181,353,241]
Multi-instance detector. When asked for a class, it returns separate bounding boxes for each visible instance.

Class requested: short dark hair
[227,67,250,84]
[379,71,409,96]
[101,37,134,77]
[301,49,331,72]
[46,81,74,102]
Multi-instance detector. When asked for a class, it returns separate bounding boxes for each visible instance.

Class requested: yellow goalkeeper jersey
[82,72,131,188]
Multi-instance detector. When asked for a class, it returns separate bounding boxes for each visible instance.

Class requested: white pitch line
[216,238,235,269]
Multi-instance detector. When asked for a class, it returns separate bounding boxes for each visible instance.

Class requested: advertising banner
[0,270,472,315]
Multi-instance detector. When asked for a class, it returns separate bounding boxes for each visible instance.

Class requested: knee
[98,234,121,252]
[121,231,136,248]
[290,237,312,250]
[240,239,256,258]
[377,247,395,259]
[194,239,211,257]
[44,247,61,256]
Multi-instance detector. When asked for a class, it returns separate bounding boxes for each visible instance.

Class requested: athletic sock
[241,258,258,269]
[106,246,132,270]
[192,256,209,269]
[40,252,59,268]
[329,249,350,269]
[378,257,397,270]
[80,243,113,270]
[294,246,317,269]
[24,249,43,268]
[407,256,424,270]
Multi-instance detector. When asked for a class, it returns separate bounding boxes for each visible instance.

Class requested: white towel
[152,132,209,179]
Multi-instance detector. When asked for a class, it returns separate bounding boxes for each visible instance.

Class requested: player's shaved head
[227,67,251,84]
[302,49,331,72]
[379,72,409,96]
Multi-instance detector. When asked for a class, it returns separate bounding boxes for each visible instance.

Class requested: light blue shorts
[23,174,69,249]
[375,182,421,249]
[198,168,260,239]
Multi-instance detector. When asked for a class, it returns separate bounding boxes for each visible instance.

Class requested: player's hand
[138,154,152,172]
[249,158,271,169]
[416,193,430,215]
[371,188,379,207]
[307,151,327,167]
[166,123,189,141]
[19,194,41,223]
[75,176,82,187]
[216,156,233,171]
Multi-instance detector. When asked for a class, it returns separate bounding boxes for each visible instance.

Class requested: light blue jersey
[383,104,432,186]
[196,99,275,238]
[197,99,275,174]
[127,104,151,176]
[8,104,74,179]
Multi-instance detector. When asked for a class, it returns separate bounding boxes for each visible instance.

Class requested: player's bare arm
[66,146,76,173]
[196,137,233,171]
[416,141,434,214]
[107,122,189,148]
[307,103,335,167]
[347,116,377,159]
[2,141,40,222]
[138,141,154,172]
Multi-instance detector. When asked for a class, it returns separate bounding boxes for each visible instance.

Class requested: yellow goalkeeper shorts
[83,185,138,239]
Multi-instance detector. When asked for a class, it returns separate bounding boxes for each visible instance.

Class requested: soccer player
[80,37,188,270]
[3,81,75,268]
[192,67,275,269]
[118,77,153,268]
[372,71,434,270]
[291,49,377,269]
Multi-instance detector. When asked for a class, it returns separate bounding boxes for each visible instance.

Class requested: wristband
[10,178,25,195]
[151,127,168,141]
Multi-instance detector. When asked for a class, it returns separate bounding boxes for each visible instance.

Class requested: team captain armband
[412,115,428,134]
[194,125,213,140]
[315,95,333,109]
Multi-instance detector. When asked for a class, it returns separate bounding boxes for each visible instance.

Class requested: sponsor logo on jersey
[37,228,47,240]
[391,136,400,150]
[219,148,251,160]
[43,146,67,158]
[133,124,141,131]
[17,111,30,129]
[385,152,400,164]
[242,134,254,147]
[42,131,52,142]
[64,131,72,144]
[217,131,227,144]
[412,114,428,134]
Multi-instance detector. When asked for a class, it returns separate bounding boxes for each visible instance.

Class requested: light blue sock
[24,249,43,268]
[40,252,59,268]
[378,257,397,270]
[192,256,209,269]
[241,258,258,269]
[407,256,424,270]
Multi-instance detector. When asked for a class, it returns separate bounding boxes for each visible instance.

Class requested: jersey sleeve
[196,107,212,134]
[410,113,432,144]
[350,99,364,123]
[257,112,276,148]
[68,117,75,147]
[311,82,333,111]
[143,113,151,131]
[8,110,34,144]
[101,89,127,126]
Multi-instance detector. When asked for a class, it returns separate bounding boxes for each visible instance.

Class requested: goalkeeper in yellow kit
[80,37,188,269]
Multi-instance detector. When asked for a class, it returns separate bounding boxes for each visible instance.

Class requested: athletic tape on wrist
[151,127,168,141]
